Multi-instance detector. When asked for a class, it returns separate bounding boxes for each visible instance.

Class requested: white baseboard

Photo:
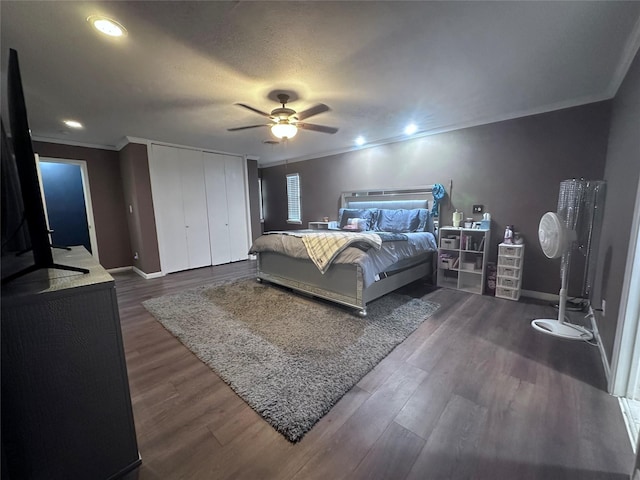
[618,396,639,452]
[588,306,611,382]
[520,289,559,302]
[107,266,133,274]
[133,266,164,279]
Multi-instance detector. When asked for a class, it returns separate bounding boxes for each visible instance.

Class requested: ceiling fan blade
[295,103,330,121]
[227,124,270,131]
[235,103,272,117]
[296,122,338,134]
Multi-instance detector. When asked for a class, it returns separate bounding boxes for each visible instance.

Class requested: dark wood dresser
[1,247,140,479]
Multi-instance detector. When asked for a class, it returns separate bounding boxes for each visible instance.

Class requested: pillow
[375,208,424,233]
[342,218,367,231]
[338,208,377,231]
[421,209,435,234]
[413,208,438,233]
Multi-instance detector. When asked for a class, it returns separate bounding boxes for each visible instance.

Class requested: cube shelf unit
[308,221,331,230]
[495,243,525,301]
[437,227,490,295]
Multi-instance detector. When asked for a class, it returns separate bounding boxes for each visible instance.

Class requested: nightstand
[308,221,332,230]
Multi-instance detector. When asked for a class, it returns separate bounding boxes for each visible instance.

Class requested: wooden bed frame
[256,186,438,316]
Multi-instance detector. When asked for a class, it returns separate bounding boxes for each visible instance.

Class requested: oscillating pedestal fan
[531,181,593,340]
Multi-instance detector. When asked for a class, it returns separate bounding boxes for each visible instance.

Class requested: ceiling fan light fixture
[271,122,297,139]
[231,95,336,138]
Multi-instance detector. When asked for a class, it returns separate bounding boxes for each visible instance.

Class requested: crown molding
[259,93,611,168]
[31,135,118,151]
[114,136,150,151]
[607,15,640,97]
[118,135,245,158]
[149,139,244,158]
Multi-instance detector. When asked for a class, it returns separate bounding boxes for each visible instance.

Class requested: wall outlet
[473,204,484,213]
[602,299,606,317]
[134,252,139,260]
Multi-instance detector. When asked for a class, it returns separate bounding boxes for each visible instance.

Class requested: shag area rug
[143,278,439,442]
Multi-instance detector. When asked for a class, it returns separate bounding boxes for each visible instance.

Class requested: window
[258,177,264,222]
[286,173,301,224]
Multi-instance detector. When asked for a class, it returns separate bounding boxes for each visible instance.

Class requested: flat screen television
[1,48,88,284]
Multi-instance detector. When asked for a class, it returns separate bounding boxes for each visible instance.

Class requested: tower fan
[531,179,594,340]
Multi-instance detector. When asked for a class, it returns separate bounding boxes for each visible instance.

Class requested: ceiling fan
[227,94,338,140]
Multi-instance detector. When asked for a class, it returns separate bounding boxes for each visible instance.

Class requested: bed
[250,186,439,316]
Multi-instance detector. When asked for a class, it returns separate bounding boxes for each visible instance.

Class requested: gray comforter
[250,231,437,287]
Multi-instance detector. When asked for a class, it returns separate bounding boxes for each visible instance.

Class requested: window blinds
[286,173,301,223]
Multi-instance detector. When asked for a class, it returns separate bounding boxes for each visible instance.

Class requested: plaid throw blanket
[282,231,382,274]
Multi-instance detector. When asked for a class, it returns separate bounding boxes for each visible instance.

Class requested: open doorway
[37,157,99,261]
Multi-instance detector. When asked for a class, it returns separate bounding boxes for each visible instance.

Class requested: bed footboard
[258,252,365,310]
[256,252,433,316]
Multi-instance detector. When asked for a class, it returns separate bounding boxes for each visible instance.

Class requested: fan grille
[539,212,565,259]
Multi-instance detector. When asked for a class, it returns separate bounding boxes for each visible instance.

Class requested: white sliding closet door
[204,156,230,266]
[180,149,211,269]
[149,144,211,273]
[149,144,189,273]
[203,152,250,265]
[224,155,250,262]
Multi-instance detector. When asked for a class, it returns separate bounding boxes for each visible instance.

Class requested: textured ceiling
[2,1,640,165]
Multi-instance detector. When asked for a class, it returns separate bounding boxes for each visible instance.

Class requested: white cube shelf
[437,227,490,295]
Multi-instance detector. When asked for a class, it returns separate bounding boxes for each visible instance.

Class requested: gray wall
[33,141,132,269]
[592,49,640,363]
[34,141,262,273]
[119,143,161,274]
[247,159,262,242]
[261,101,611,295]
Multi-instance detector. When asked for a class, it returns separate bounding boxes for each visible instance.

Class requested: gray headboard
[341,185,436,212]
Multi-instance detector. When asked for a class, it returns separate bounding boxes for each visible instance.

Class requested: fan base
[531,319,593,341]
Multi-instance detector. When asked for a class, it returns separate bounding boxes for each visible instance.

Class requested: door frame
[609,174,640,451]
[610,174,640,397]
[37,157,100,262]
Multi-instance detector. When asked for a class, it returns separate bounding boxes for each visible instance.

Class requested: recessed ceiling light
[404,123,418,135]
[63,120,83,129]
[355,136,365,146]
[88,15,127,37]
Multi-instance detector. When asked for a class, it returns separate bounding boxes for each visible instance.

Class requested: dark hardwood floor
[114,261,634,480]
